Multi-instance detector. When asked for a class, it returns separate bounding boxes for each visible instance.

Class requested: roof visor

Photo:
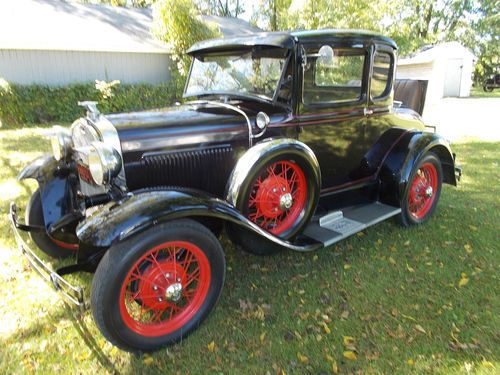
[187,32,295,55]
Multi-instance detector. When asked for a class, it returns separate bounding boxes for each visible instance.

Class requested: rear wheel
[400,153,442,226]
[25,189,78,259]
[91,219,225,352]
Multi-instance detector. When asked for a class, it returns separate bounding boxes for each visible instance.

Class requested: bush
[0,77,183,128]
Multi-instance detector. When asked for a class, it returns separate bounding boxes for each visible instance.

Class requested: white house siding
[0,49,171,85]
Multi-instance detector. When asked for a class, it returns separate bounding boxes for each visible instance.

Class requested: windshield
[184,48,289,101]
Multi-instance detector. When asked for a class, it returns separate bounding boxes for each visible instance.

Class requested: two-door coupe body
[9,29,461,352]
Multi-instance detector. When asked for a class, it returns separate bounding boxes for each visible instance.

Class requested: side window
[370,51,393,99]
[303,46,366,105]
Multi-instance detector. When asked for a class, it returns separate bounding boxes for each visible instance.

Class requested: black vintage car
[10,30,461,352]
[483,73,500,92]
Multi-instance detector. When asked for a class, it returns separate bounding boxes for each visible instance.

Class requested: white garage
[396,42,476,112]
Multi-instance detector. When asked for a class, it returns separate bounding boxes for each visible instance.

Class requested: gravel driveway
[423,97,500,142]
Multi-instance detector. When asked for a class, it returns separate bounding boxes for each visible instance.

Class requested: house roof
[398,42,476,65]
[0,0,168,53]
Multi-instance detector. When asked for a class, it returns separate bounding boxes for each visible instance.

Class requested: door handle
[364,108,374,116]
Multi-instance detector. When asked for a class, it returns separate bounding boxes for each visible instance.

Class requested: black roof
[187,29,397,54]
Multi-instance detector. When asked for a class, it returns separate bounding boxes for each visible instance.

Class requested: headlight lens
[87,142,122,185]
[50,125,72,161]
[255,111,270,130]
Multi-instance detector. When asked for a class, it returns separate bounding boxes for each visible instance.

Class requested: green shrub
[0,77,183,128]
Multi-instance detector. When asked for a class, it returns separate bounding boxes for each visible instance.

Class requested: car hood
[106,101,288,155]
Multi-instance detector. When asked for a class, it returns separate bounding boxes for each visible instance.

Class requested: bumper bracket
[9,202,86,310]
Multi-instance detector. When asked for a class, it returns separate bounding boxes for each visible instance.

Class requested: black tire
[483,85,494,92]
[25,189,77,259]
[399,152,443,226]
[230,153,319,255]
[91,219,226,352]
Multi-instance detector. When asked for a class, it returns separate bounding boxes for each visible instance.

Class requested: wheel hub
[279,192,293,210]
[165,283,183,302]
[425,186,433,198]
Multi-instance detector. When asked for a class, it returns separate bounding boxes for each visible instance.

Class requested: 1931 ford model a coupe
[9,30,461,352]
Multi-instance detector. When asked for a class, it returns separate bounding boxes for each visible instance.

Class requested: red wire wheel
[407,162,439,220]
[247,160,307,235]
[119,241,211,337]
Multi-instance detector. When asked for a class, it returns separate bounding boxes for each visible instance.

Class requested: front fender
[17,154,56,182]
[76,189,321,252]
[17,154,81,242]
[379,131,457,205]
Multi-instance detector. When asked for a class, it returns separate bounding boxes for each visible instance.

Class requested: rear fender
[379,131,457,206]
[76,189,321,252]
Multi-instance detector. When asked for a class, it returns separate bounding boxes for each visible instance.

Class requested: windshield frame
[183,47,292,104]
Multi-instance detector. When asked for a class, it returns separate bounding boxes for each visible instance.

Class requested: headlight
[88,142,122,185]
[50,125,72,161]
[255,112,270,130]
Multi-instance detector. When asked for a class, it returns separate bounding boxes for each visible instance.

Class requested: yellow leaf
[407,359,415,366]
[406,263,415,273]
[464,244,473,253]
[325,354,335,362]
[356,231,365,237]
[389,257,396,265]
[322,322,331,334]
[332,361,339,373]
[297,352,309,364]
[344,264,352,270]
[481,360,494,368]
[260,332,266,343]
[343,351,357,360]
[343,336,355,346]
[207,341,216,352]
[143,355,154,366]
[458,276,469,287]
[414,324,426,334]
[313,255,319,261]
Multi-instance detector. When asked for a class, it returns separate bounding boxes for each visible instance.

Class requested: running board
[304,202,401,247]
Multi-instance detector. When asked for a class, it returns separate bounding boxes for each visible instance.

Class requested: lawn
[470,86,500,98]
[0,127,498,374]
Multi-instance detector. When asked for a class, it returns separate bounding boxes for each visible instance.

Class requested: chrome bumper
[9,202,85,309]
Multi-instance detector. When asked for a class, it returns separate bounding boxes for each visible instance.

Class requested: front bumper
[9,202,85,309]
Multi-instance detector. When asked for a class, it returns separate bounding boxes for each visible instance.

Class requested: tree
[153,0,220,76]
[196,0,244,17]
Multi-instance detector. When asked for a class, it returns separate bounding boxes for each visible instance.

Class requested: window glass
[371,51,392,99]
[303,47,365,105]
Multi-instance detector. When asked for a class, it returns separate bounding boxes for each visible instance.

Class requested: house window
[370,51,393,99]
[303,46,366,105]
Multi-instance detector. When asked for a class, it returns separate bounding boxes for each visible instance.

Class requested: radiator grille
[140,145,234,195]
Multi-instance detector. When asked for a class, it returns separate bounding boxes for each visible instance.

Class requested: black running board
[304,202,401,247]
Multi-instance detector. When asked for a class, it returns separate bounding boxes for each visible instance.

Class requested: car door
[297,41,371,192]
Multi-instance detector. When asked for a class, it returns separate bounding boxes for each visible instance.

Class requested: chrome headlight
[50,125,72,161]
[88,142,122,185]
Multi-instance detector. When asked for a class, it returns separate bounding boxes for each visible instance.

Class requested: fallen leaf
[343,336,355,346]
[344,264,352,270]
[464,244,473,253]
[260,332,266,343]
[404,240,411,247]
[389,257,396,265]
[332,361,339,373]
[414,324,426,334]
[343,351,357,360]
[407,359,415,366]
[458,274,469,287]
[406,263,415,273]
[207,341,216,352]
[143,355,154,366]
[481,360,494,368]
[297,352,309,364]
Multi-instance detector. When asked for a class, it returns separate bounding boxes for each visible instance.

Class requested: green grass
[0,128,498,374]
[470,86,500,98]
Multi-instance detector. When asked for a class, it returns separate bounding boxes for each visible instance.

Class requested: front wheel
[399,153,443,226]
[90,219,225,352]
[483,84,494,92]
